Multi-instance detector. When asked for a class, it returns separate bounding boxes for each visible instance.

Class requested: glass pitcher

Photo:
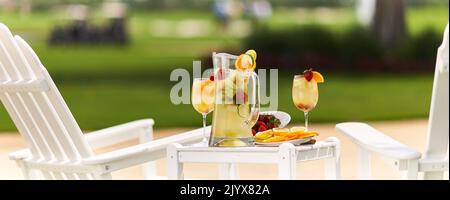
[208,52,260,147]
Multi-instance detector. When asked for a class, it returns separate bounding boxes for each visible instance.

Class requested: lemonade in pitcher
[208,51,260,147]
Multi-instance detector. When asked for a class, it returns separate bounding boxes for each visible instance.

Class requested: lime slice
[237,104,249,118]
[245,49,257,60]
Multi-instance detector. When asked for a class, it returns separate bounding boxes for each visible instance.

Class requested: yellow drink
[292,75,319,130]
[192,79,215,115]
[209,70,254,147]
[292,75,318,112]
[192,78,215,145]
[210,104,252,147]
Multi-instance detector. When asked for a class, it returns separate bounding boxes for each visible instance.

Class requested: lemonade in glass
[292,70,324,130]
[192,78,215,145]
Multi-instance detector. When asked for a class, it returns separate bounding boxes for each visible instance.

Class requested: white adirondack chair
[0,23,203,180]
[336,23,449,180]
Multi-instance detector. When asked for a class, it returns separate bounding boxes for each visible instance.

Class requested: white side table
[167,137,340,180]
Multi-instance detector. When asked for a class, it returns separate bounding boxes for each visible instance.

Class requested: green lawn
[0,73,434,131]
[0,6,447,131]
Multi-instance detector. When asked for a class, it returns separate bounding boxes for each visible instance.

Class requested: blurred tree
[371,0,407,48]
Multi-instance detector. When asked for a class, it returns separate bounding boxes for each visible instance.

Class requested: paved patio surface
[1,119,447,180]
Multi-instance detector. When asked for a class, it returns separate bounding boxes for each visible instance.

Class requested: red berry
[252,129,256,136]
[253,124,258,129]
[209,74,214,81]
[258,115,264,121]
[258,126,267,132]
[259,123,267,130]
[258,121,266,127]
[303,69,313,82]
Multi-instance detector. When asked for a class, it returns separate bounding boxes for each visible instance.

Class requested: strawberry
[303,68,313,82]
[258,121,266,128]
[258,115,264,121]
[209,74,214,81]
[258,125,267,132]
[252,129,256,136]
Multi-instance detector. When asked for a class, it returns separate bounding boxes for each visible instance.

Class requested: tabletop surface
[177,140,336,152]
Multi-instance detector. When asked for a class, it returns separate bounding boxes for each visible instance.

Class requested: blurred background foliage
[0,0,448,131]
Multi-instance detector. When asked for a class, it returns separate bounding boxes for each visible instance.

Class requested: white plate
[255,137,314,147]
[259,111,291,128]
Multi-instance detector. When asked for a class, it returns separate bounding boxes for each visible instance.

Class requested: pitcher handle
[244,71,260,127]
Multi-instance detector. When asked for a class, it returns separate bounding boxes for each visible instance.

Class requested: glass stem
[202,114,207,143]
[304,111,309,131]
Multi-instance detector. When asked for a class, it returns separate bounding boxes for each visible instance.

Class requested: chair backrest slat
[425,23,449,159]
[14,36,83,161]
[0,94,41,157]
[0,23,94,173]
[0,24,59,161]
[14,36,94,159]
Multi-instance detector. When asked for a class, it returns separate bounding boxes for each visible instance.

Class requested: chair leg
[98,173,112,180]
[401,159,419,180]
[167,143,183,180]
[278,143,296,180]
[357,147,371,180]
[139,127,157,179]
[16,160,33,180]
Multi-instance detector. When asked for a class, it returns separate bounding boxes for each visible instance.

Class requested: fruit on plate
[303,68,324,83]
[254,126,319,143]
[251,114,281,136]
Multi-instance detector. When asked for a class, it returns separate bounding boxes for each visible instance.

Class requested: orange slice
[255,130,273,140]
[272,128,290,136]
[312,71,324,83]
[263,136,285,143]
[235,52,256,72]
[296,131,319,139]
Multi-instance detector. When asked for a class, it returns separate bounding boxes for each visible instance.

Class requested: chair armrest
[336,122,421,160]
[82,126,206,166]
[9,149,31,160]
[84,119,154,149]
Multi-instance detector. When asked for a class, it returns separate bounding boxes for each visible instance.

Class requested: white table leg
[423,171,445,180]
[167,143,184,180]
[401,159,419,180]
[278,143,297,180]
[325,137,341,180]
[219,163,239,180]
